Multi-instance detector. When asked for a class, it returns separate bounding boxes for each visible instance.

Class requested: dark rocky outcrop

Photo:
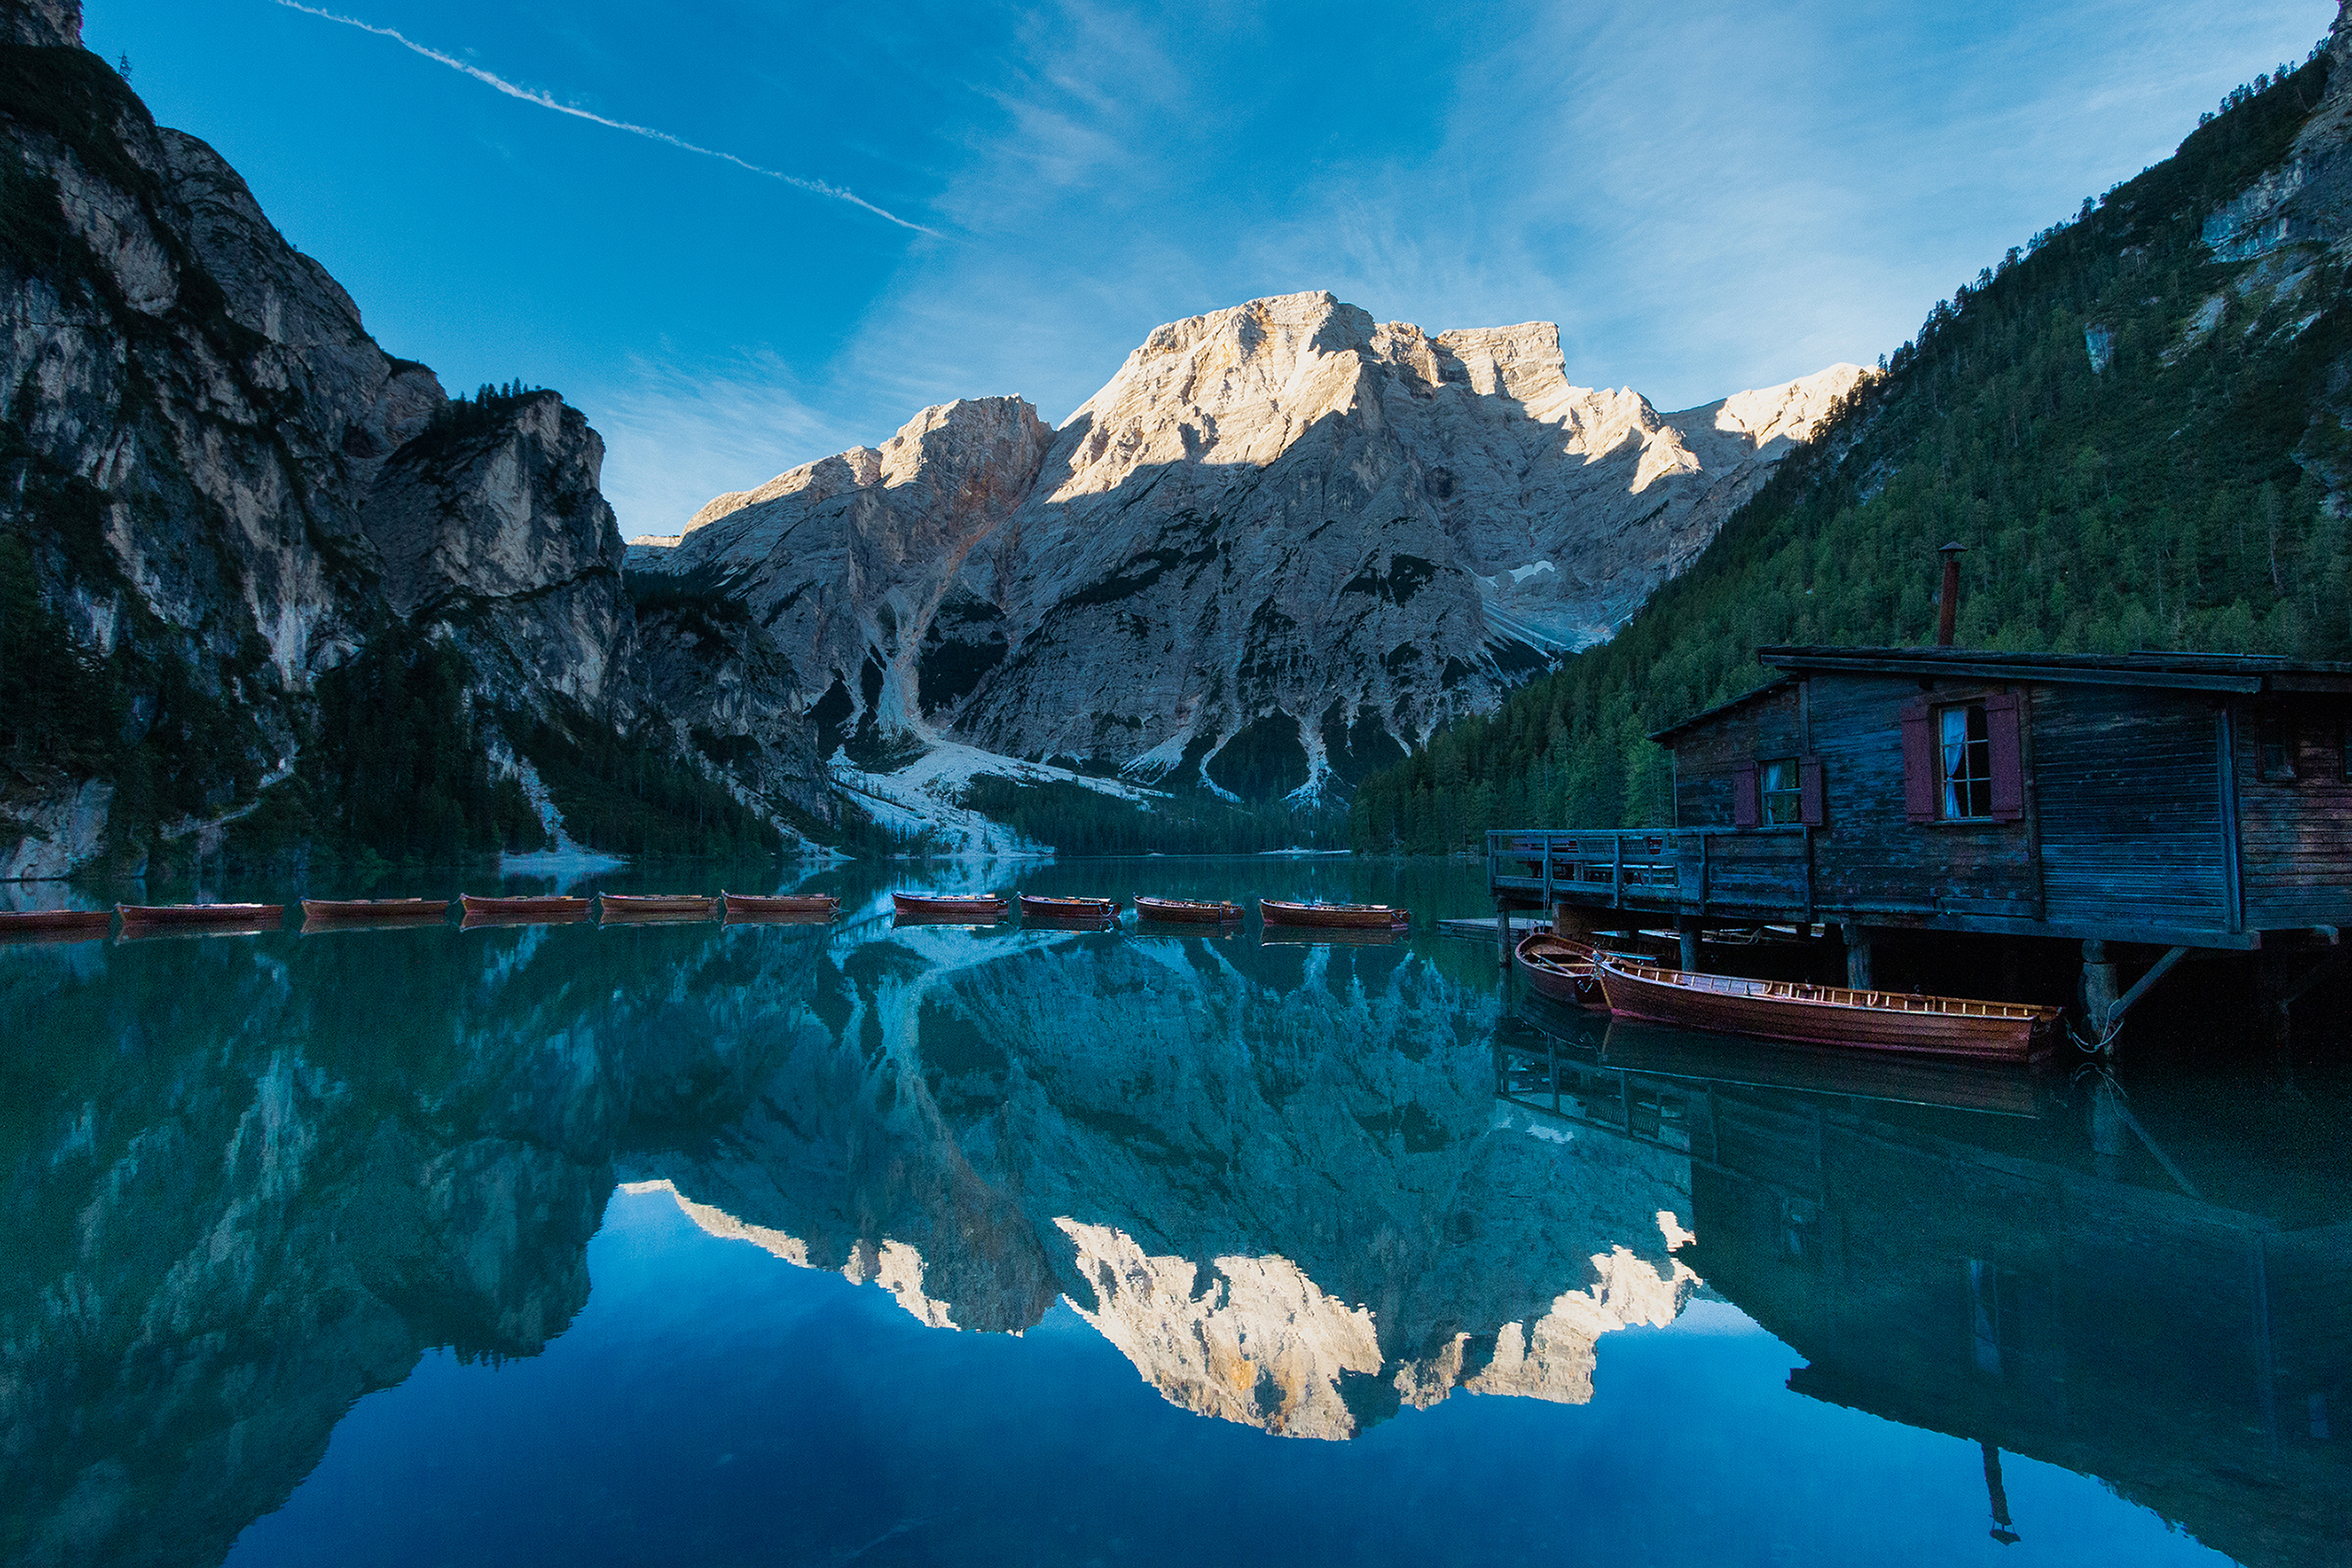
[0,7,810,874]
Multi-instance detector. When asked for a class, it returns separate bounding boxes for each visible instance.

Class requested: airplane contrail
[270,1,935,233]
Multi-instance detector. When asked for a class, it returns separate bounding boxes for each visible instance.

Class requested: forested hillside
[1354,41,2352,853]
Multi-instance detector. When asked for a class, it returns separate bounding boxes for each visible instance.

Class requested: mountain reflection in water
[0,864,2343,1567]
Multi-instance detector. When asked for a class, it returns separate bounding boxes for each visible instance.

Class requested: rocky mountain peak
[636,292,1864,813]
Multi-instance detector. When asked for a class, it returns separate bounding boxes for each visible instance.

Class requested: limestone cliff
[0,7,796,873]
[638,293,1864,803]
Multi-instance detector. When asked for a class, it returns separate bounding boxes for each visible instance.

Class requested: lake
[3,857,2344,1567]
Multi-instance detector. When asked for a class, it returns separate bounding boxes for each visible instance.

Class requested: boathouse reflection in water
[1501,1002,2352,1568]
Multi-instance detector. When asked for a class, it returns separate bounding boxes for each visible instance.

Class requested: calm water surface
[3,858,2344,1566]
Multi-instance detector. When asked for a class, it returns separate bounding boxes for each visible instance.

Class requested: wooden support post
[2081,939,2119,1041]
[1498,902,1512,970]
[1841,920,1873,990]
[1677,917,1702,974]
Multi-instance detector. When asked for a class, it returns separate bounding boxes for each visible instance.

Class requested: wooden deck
[1487,827,2262,948]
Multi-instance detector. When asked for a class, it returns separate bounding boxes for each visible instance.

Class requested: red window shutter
[1899,700,1935,823]
[1732,763,1759,828]
[1800,756,1824,826]
[1986,692,2025,820]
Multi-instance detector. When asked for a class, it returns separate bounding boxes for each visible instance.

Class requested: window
[2259,711,2297,782]
[1903,693,2023,825]
[1760,758,1803,825]
[1939,703,1994,818]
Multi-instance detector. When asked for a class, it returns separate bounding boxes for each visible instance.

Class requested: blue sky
[86,0,2337,535]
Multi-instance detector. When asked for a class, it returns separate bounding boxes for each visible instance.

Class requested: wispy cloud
[589,352,874,538]
[269,0,936,232]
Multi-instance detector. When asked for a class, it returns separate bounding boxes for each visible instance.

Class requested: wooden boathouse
[1491,643,2352,1033]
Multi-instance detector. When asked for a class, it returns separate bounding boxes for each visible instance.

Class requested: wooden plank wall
[2033,685,2232,932]
[1662,670,2352,937]
[1803,673,2037,916]
[1673,688,1802,827]
[2236,698,2352,928]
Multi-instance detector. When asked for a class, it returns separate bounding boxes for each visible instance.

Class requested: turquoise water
[2,858,2342,1566]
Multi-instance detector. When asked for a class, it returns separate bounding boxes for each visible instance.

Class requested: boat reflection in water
[1504,999,2352,1566]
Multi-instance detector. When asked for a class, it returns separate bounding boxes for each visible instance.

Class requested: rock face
[0,14,787,870]
[639,293,1865,801]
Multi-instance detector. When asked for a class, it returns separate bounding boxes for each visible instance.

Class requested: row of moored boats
[892,893,1412,929]
[1513,932,2066,1064]
[0,891,1417,941]
[0,892,844,940]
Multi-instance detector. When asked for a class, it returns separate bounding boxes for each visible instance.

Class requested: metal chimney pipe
[1936,542,1966,647]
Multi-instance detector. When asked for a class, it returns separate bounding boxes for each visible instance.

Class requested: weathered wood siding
[1804,673,2035,917]
[1660,673,2307,939]
[2032,684,2231,933]
[1673,688,1801,828]
[2236,699,2352,928]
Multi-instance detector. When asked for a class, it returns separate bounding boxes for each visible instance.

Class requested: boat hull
[721,893,839,919]
[1019,895,1117,921]
[598,895,720,920]
[460,895,591,917]
[1134,896,1243,924]
[892,893,1008,922]
[0,909,114,936]
[300,899,451,925]
[1258,899,1410,930]
[118,903,284,927]
[1594,957,2057,1063]
[1513,933,1599,1006]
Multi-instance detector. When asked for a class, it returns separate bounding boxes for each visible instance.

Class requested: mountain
[1353,8,2352,849]
[630,293,1863,822]
[0,1,801,877]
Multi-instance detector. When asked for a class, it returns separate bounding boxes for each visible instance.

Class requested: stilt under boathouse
[1489,642,2352,1046]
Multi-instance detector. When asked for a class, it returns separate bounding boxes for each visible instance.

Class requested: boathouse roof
[1646,646,2352,743]
[1645,678,1793,742]
[1757,645,2352,692]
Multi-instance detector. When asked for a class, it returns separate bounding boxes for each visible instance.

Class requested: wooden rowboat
[1258,898,1411,931]
[0,908,114,937]
[1514,932,1601,1006]
[458,895,591,927]
[1019,894,1117,922]
[893,892,1008,922]
[597,894,720,921]
[118,902,284,928]
[1134,895,1244,924]
[722,892,840,919]
[461,895,590,916]
[300,898,451,925]
[1590,950,2061,1062]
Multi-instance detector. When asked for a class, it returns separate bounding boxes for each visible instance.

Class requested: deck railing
[1487,827,1815,916]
